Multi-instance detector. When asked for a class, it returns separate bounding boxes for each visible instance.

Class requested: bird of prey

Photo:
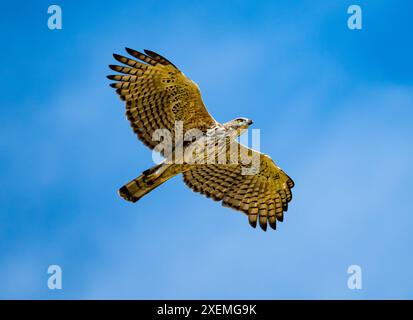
[107,48,294,231]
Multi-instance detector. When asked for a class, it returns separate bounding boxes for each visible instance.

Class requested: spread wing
[183,143,295,231]
[108,48,217,154]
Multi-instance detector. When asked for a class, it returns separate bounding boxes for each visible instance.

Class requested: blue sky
[1,0,412,299]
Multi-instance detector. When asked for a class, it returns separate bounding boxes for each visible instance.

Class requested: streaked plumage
[108,48,294,231]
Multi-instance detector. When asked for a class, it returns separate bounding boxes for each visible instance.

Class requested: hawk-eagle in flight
[107,48,294,231]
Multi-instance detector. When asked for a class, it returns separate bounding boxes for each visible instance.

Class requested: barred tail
[118,164,178,203]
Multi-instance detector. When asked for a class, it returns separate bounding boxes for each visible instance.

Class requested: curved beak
[247,119,253,125]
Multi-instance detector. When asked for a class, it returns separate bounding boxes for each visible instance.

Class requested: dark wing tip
[109,64,119,71]
[124,47,135,55]
[259,219,267,232]
[113,53,126,63]
[248,214,257,228]
[125,47,143,59]
[269,218,277,230]
[143,49,156,56]
[276,213,284,222]
[125,47,159,66]
[144,49,178,69]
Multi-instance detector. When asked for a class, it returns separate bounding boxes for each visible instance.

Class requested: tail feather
[118,164,179,203]
[118,173,159,203]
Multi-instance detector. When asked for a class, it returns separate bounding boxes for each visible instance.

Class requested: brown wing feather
[108,48,217,153]
[182,143,294,231]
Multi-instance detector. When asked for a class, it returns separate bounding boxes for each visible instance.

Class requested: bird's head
[223,117,253,136]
